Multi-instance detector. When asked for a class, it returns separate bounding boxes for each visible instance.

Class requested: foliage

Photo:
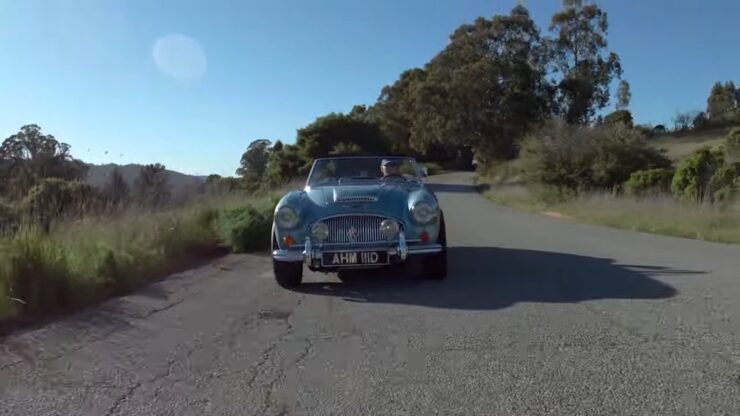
[709,162,740,203]
[373,68,428,155]
[707,81,738,123]
[616,80,631,110]
[692,111,710,130]
[236,139,271,180]
[624,168,674,196]
[520,121,670,199]
[603,110,633,128]
[218,205,273,253]
[134,163,171,207]
[547,1,622,124]
[408,6,552,163]
[672,111,697,132]
[671,147,724,202]
[104,168,130,206]
[21,178,101,230]
[296,112,390,161]
[266,144,310,186]
[0,205,222,320]
[0,125,88,199]
[725,128,740,163]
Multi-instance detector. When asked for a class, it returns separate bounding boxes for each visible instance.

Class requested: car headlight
[275,206,299,229]
[411,201,437,224]
[311,222,329,242]
[380,219,400,239]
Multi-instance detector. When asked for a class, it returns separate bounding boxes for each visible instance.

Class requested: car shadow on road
[295,247,701,310]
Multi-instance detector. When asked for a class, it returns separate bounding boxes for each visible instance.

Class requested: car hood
[295,180,426,222]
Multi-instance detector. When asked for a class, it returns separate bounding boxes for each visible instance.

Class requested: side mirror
[420,166,429,177]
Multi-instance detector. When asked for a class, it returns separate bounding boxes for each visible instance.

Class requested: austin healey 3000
[271,156,447,288]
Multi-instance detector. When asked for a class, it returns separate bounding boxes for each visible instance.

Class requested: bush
[710,162,740,203]
[520,121,671,200]
[218,205,273,253]
[671,147,725,202]
[624,168,675,196]
[726,128,740,163]
[21,179,102,230]
[603,110,634,128]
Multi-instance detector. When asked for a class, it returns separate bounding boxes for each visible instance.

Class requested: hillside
[649,126,738,160]
[86,164,205,198]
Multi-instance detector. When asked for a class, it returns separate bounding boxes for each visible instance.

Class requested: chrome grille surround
[317,214,401,244]
[335,195,378,203]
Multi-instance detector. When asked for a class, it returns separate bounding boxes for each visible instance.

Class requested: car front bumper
[272,232,443,267]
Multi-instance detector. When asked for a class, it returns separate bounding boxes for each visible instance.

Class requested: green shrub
[520,121,671,199]
[603,110,634,128]
[671,147,724,202]
[725,128,740,163]
[219,205,272,253]
[624,168,675,196]
[710,162,740,203]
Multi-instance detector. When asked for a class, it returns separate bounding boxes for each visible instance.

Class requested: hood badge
[346,226,358,242]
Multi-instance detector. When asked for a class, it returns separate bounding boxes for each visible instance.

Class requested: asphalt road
[2,172,740,415]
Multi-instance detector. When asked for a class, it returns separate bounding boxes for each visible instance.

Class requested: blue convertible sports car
[271,156,447,288]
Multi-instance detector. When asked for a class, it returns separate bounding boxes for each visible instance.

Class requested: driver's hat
[381,158,402,167]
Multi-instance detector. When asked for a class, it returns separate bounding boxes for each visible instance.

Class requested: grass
[478,177,740,245]
[650,125,737,160]
[0,194,277,324]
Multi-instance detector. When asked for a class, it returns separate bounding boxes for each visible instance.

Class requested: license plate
[321,251,389,267]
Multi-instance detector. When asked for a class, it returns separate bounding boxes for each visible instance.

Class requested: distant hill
[86,164,206,198]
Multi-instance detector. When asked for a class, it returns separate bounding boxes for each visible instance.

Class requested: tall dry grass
[0,193,278,323]
[480,178,740,245]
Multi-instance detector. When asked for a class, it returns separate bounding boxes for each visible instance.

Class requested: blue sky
[1,0,738,176]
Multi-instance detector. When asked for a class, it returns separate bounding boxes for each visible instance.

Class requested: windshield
[307,157,420,186]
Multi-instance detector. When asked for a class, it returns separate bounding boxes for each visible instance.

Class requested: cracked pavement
[2,172,740,415]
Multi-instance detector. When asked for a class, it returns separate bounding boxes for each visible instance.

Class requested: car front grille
[323,215,395,244]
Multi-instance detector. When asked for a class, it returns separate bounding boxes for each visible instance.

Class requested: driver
[380,158,403,178]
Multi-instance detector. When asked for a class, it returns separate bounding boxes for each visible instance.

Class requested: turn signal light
[420,231,430,242]
[283,235,295,247]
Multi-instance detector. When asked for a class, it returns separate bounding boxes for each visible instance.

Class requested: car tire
[272,230,303,288]
[273,260,303,289]
[423,213,447,280]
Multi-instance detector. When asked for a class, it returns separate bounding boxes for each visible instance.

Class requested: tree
[548,1,622,124]
[134,163,170,207]
[104,168,130,206]
[271,140,284,152]
[0,124,87,199]
[693,111,710,130]
[616,80,631,110]
[296,112,390,160]
[266,144,309,186]
[406,6,553,163]
[672,111,693,132]
[707,81,737,122]
[373,68,429,155]
[603,110,633,128]
[236,139,271,180]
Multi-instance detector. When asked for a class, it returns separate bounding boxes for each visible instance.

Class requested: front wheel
[273,260,303,289]
[422,212,448,280]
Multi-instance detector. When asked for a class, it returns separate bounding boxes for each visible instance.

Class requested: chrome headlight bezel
[380,219,400,239]
[411,201,437,224]
[311,221,329,242]
[275,206,299,229]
